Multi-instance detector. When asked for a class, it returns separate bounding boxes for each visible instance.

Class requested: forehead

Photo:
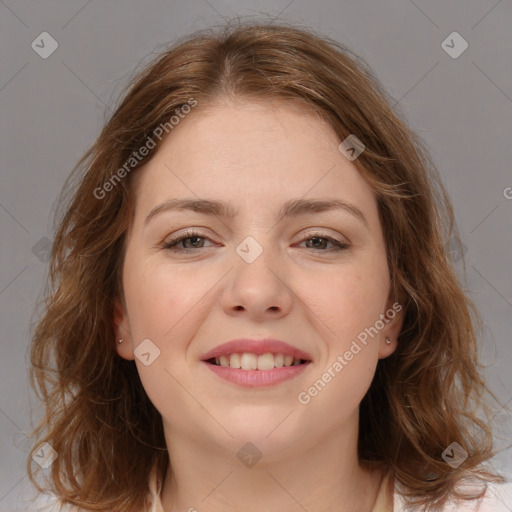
[129,99,378,228]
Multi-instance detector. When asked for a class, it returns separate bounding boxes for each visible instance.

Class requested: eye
[161,229,350,253]
[297,232,350,252]
[162,229,213,251]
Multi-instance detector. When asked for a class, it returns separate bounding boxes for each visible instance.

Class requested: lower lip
[202,361,311,387]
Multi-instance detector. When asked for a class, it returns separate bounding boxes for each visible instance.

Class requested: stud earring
[385,337,391,344]
[118,339,124,344]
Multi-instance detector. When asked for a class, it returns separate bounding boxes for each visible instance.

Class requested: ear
[377,296,405,360]
[113,297,135,360]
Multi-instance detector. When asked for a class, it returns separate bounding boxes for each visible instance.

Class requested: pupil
[186,236,202,248]
[309,237,325,249]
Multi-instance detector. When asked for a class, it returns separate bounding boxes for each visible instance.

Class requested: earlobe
[378,336,398,359]
[113,298,135,360]
[377,298,404,359]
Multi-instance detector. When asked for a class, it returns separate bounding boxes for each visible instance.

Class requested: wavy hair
[27,19,506,511]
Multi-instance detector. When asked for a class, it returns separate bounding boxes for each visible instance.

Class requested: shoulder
[393,477,512,511]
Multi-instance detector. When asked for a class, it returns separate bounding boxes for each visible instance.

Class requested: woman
[27,20,510,511]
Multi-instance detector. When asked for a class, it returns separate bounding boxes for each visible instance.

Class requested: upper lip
[200,338,313,361]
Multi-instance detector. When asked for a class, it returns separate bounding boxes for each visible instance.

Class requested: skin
[114,98,403,512]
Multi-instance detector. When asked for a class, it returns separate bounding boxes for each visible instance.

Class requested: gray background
[1,1,511,510]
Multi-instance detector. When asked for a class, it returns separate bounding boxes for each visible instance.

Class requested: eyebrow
[144,197,368,228]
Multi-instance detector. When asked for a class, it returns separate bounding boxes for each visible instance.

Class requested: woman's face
[114,98,402,460]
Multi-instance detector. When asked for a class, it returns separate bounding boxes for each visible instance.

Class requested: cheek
[301,261,389,342]
[297,268,386,415]
[122,260,202,421]
[123,257,198,336]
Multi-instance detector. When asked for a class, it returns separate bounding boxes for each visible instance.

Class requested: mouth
[200,338,313,387]
[205,353,310,370]
[202,357,312,387]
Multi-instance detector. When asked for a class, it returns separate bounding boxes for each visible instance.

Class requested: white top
[393,478,512,511]
[26,469,512,511]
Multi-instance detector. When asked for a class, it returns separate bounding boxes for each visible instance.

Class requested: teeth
[240,353,257,370]
[257,353,274,371]
[212,353,305,370]
[274,353,284,368]
[229,353,241,369]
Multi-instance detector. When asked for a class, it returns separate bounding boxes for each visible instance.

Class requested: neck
[159,417,386,512]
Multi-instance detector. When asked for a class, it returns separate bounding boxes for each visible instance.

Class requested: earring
[118,339,124,344]
[385,337,391,344]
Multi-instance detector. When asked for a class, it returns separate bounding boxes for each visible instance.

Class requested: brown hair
[27,19,506,511]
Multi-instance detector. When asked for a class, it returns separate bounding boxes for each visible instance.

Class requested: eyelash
[162,229,350,253]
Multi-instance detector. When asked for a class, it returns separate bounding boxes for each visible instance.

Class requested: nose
[220,237,293,322]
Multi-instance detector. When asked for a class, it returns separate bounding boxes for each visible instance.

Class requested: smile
[207,352,309,370]
[203,353,311,387]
